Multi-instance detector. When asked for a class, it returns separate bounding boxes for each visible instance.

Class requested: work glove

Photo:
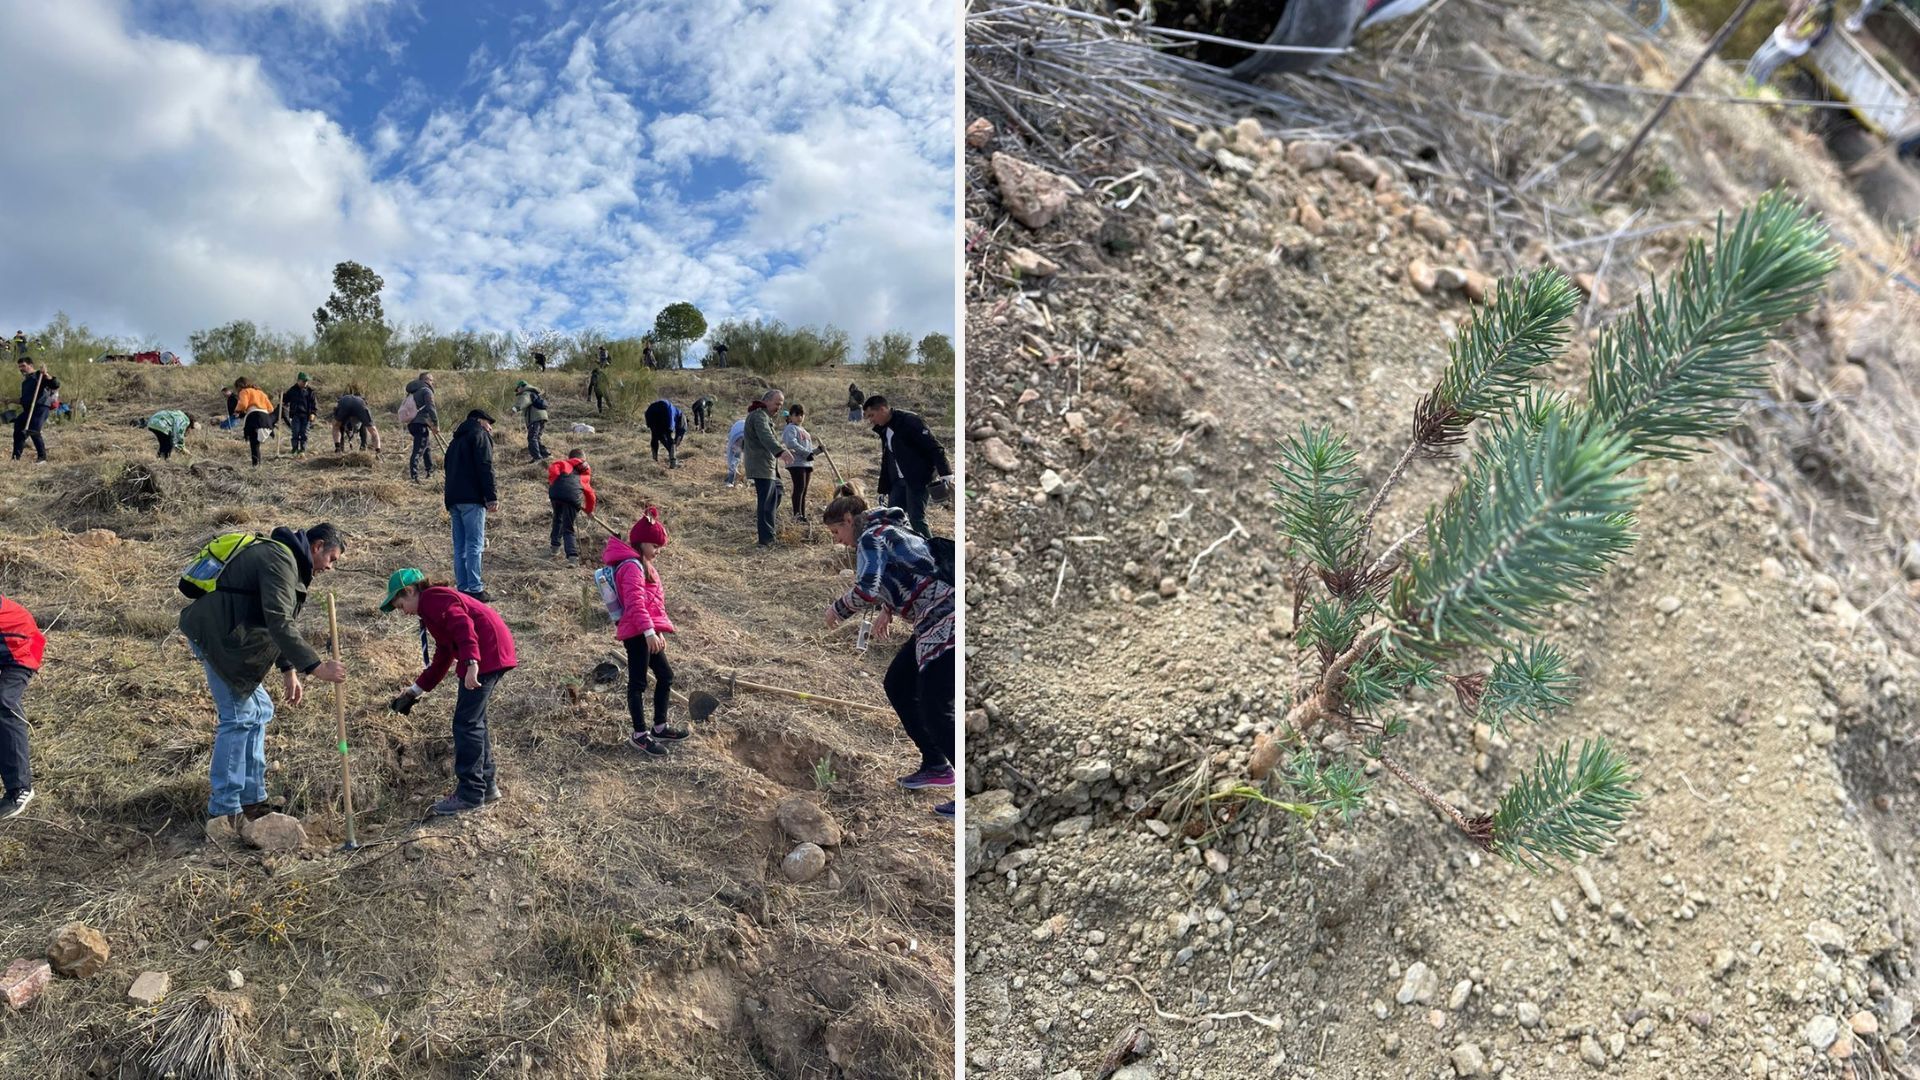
[388,693,417,715]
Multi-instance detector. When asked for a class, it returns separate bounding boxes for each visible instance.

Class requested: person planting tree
[546,448,595,563]
[232,377,276,468]
[644,396,688,468]
[331,385,381,453]
[179,522,349,842]
[863,395,951,539]
[381,569,517,815]
[143,409,196,459]
[1244,191,1836,870]
[823,494,956,819]
[598,506,684,757]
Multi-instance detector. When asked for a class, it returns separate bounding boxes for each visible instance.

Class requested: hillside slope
[964,2,1920,1078]
[0,361,954,1079]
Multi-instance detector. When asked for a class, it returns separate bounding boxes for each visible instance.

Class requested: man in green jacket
[745,390,794,546]
[180,523,348,840]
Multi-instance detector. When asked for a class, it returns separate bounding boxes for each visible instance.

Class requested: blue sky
[0,0,956,361]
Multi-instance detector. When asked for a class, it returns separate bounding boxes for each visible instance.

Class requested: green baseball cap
[296,372,310,382]
[380,567,425,612]
[516,379,529,388]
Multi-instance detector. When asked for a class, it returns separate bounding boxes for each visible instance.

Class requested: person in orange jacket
[0,593,46,819]
[232,377,277,467]
[546,449,597,563]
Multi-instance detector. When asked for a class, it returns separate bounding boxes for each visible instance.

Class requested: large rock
[781,843,828,883]
[775,797,843,847]
[46,922,109,978]
[971,789,1023,841]
[1287,140,1333,170]
[1007,247,1059,278]
[991,153,1082,230]
[241,813,308,853]
[980,437,1020,472]
[1,959,52,1010]
[127,970,170,1006]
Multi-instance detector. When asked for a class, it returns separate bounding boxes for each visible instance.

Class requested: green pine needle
[1480,639,1577,733]
[1424,269,1581,442]
[1584,189,1836,459]
[1400,413,1641,653]
[1297,597,1368,662]
[1490,738,1640,872]
[1273,426,1365,572]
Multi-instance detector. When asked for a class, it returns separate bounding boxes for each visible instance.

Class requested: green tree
[651,302,707,369]
[917,332,954,380]
[188,320,272,365]
[863,330,914,374]
[312,260,390,362]
[1245,191,1835,871]
[710,318,850,375]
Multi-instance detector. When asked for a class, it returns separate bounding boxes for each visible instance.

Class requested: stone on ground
[241,812,308,852]
[991,153,1082,230]
[46,921,110,978]
[1,958,52,1010]
[127,970,170,1006]
[781,843,828,884]
[776,796,843,847]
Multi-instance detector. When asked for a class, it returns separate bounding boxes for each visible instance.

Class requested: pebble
[1068,759,1112,783]
[127,970,170,1006]
[1579,1033,1607,1068]
[1203,849,1230,875]
[1450,1043,1486,1076]
[1039,469,1064,496]
[226,970,245,990]
[1806,1014,1840,1050]
[1850,1011,1878,1036]
[1448,979,1472,1011]
[1516,1001,1542,1028]
[1808,919,1847,953]
[1574,867,1603,908]
[1809,722,1835,747]
[1655,594,1682,614]
[981,437,1020,472]
[1395,961,1438,1005]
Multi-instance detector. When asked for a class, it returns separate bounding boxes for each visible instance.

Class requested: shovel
[815,445,846,487]
[708,669,890,717]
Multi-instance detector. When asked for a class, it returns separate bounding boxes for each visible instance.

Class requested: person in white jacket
[780,403,822,520]
[725,414,748,488]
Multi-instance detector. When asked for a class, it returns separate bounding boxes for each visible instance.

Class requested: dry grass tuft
[139,988,256,1080]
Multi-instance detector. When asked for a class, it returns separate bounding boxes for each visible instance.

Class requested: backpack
[530,391,549,412]
[594,558,641,623]
[179,533,282,599]
[397,391,420,426]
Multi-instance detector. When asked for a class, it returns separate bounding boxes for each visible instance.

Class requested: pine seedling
[1255,191,1835,870]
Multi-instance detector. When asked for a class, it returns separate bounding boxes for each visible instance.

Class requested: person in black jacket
[403,373,439,483]
[12,357,57,463]
[282,373,318,454]
[442,410,499,603]
[863,395,951,538]
[644,398,687,468]
[586,365,608,414]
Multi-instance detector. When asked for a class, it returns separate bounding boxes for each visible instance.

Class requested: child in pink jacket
[604,506,682,755]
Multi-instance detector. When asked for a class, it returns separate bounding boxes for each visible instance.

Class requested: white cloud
[0,0,408,349]
[193,0,395,34]
[0,0,955,359]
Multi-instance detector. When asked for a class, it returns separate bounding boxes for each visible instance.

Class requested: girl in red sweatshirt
[381,568,518,814]
[603,507,682,756]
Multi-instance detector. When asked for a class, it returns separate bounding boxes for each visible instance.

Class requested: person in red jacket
[546,449,597,563]
[0,594,45,820]
[603,506,683,756]
[380,568,518,815]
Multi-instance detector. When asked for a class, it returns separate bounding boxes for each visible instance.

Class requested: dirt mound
[0,364,954,1078]
[963,3,1920,1078]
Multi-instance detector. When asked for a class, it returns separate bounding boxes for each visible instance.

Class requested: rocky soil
[962,4,1920,1078]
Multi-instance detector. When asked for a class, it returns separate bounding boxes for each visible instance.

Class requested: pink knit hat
[628,505,668,549]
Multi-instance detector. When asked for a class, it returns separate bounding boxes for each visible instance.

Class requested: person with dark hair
[532,348,548,373]
[546,449,595,563]
[586,365,609,414]
[332,385,381,453]
[233,377,276,467]
[511,380,550,462]
[691,395,715,433]
[780,403,821,520]
[602,507,684,756]
[862,395,951,538]
[597,344,611,367]
[823,495,956,819]
[644,397,687,468]
[0,593,46,820]
[180,522,348,841]
[12,357,57,463]
[381,569,517,814]
[144,410,196,459]
[642,338,657,370]
[846,382,864,422]
[444,409,499,602]
[744,391,795,545]
[402,372,439,483]
[282,373,317,455]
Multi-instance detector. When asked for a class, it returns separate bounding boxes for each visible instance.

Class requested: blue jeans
[450,503,487,594]
[753,478,780,544]
[194,645,273,817]
[452,670,504,802]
